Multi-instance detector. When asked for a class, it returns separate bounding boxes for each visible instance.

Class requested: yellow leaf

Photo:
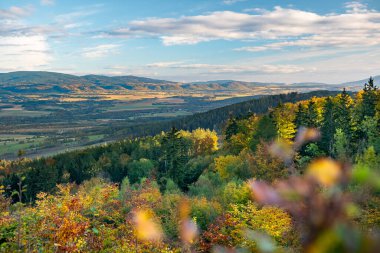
[307,158,341,187]
[133,210,163,242]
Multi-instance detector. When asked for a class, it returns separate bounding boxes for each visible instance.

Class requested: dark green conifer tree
[362,77,378,119]
[320,97,336,154]
[295,103,308,128]
[334,88,352,137]
[225,117,239,141]
[249,115,277,151]
[305,100,320,128]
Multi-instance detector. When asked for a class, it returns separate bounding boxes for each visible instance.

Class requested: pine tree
[320,97,336,154]
[305,99,320,128]
[361,77,378,119]
[352,78,379,152]
[225,117,239,141]
[295,103,308,128]
[249,115,277,151]
[160,127,192,188]
[160,127,178,175]
[334,88,352,137]
[333,128,350,161]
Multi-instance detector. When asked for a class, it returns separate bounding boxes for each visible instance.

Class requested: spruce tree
[160,127,178,175]
[320,97,336,154]
[249,114,277,151]
[361,77,378,119]
[225,117,239,141]
[295,103,308,128]
[352,78,379,152]
[334,88,352,137]
[306,99,320,128]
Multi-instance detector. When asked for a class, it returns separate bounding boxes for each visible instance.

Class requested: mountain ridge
[0,71,378,94]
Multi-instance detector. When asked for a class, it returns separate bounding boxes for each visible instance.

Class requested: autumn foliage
[1,79,380,252]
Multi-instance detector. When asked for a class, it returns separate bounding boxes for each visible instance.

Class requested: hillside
[0,71,377,94]
[111,90,342,138]
[0,71,180,93]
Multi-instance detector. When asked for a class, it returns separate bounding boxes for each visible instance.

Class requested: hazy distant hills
[0,71,377,94]
[0,71,181,93]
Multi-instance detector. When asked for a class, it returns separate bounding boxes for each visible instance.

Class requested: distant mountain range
[0,71,377,94]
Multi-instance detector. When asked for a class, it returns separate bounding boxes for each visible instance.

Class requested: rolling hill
[0,71,377,94]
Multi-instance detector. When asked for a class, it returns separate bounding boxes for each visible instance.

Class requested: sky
[0,0,379,83]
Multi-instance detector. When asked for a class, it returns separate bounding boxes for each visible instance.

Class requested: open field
[0,134,48,157]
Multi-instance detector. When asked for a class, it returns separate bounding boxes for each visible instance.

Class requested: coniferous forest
[1,79,380,252]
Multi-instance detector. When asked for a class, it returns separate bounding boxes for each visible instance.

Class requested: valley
[0,93,258,159]
[0,71,376,159]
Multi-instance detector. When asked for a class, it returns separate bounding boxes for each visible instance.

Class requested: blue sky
[0,0,379,83]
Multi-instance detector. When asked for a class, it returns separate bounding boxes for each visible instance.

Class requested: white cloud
[55,9,99,23]
[243,8,268,13]
[146,62,309,75]
[107,2,380,50]
[0,35,51,71]
[0,6,33,20]
[235,34,380,52]
[223,0,246,5]
[344,1,369,13]
[0,6,52,71]
[146,61,184,68]
[0,4,109,71]
[97,62,313,83]
[41,0,55,6]
[81,44,120,58]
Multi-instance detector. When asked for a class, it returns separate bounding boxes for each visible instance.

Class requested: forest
[0,78,379,252]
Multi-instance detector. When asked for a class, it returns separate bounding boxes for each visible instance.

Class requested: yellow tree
[271,103,297,142]
[191,128,218,156]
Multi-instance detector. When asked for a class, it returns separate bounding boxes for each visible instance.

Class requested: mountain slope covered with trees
[112,90,342,137]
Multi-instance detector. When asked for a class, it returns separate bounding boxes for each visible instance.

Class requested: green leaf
[244,229,277,253]
[92,227,99,235]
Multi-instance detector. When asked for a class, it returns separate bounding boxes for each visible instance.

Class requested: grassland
[0,134,48,157]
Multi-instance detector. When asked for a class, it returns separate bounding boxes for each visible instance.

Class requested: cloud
[41,0,55,6]
[51,7,102,34]
[0,6,33,20]
[0,4,105,71]
[55,9,99,23]
[223,0,246,5]
[99,62,312,83]
[146,62,309,75]
[235,34,380,52]
[344,1,369,13]
[0,35,51,71]
[0,6,52,71]
[105,2,380,51]
[146,61,184,68]
[81,44,120,58]
[0,4,99,38]
[243,8,268,13]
